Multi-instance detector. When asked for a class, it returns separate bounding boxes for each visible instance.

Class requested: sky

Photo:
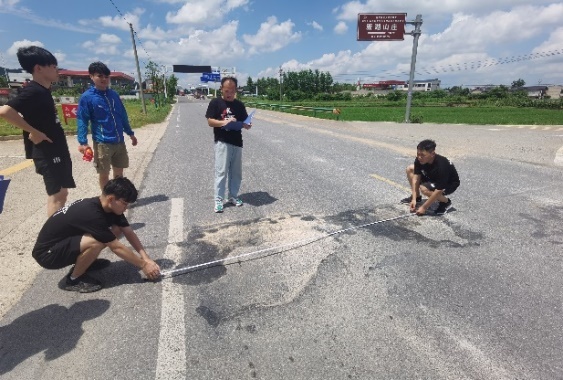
[1,0,562,90]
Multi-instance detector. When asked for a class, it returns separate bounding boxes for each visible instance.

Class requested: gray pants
[214,141,242,201]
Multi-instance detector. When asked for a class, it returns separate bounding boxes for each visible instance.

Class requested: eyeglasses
[114,198,130,207]
[94,74,110,79]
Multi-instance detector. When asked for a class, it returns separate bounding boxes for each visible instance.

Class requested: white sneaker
[214,199,224,213]
[228,197,243,207]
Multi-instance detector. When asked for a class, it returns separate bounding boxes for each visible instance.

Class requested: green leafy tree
[281,69,333,97]
[511,79,526,88]
[332,82,355,93]
[387,90,406,101]
[256,77,279,99]
[448,86,470,96]
[246,76,254,94]
[488,85,510,99]
[0,76,8,88]
[145,61,162,105]
[166,74,179,101]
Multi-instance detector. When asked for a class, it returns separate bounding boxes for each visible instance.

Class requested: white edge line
[156,198,186,379]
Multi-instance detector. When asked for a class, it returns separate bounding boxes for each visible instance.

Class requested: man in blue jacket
[77,62,137,190]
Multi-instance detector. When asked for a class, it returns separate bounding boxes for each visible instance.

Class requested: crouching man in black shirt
[32,177,161,292]
[400,139,460,216]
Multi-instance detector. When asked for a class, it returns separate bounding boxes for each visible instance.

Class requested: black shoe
[64,273,103,293]
[400,195,421,204]
[88,258,111,271]
[67,258,111,278]
[435,199,452,215]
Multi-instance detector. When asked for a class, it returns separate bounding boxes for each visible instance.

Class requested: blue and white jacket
[77,86,134,145]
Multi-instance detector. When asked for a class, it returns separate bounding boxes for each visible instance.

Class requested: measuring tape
[159,213,417,279]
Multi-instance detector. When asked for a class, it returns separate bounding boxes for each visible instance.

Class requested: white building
[404,78,441,91]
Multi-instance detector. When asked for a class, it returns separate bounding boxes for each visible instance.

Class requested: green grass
[333,106,563,125]
[0,100,172,137]
[269,104,563,125]
[3,99,561,137]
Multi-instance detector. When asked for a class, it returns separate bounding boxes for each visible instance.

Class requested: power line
[332,48,563,82]
[107,0,153,65]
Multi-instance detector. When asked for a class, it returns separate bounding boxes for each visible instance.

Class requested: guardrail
[245,102,340,120]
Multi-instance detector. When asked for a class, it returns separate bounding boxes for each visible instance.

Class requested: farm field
[0,100,171,137]
[285,105,563,125]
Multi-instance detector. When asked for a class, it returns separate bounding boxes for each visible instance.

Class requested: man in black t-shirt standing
[205,77,252,213]
[400,139,460,215]
[32,177,161,293]
[0,46,75,217]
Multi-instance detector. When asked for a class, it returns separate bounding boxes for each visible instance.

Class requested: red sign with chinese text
[357,13,406,41]
[61,104,78,124]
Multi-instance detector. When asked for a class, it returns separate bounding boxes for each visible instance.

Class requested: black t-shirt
[7,81,69,159]
[414,154,460,190]
[32,197,129,255]
[205,97,248,148]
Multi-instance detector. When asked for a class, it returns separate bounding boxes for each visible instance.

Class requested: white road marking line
[156,198,186,379]
[555,146,563,167]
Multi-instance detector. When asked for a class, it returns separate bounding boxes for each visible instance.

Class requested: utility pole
[129,23,146,114]
[279,66,283,102]
[404,14,423,123]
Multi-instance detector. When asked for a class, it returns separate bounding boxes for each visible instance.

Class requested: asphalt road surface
[1,98,562,379]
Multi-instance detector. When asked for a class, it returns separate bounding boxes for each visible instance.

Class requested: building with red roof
[57,69,136,91]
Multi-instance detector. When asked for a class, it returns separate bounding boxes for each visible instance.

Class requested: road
[1,98,562,379]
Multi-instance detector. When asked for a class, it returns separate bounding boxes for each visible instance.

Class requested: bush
[410,113,424,123]
[387,91,406,101]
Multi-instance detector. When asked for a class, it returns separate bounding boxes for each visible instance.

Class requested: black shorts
[421,177,459,196]
[34,157,76,196]
[32,235,82,269]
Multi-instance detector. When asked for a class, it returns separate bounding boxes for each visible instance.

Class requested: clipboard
[244,110,255,124]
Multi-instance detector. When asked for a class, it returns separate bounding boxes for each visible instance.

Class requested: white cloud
[0,0,20,6]
[412,3,563,76]
[7,40,44,56]
[534,26,563,53]
[284,3,563,86]
[5,40,67,67]
[137,24,177,41]
[334,21,348,34]
[96,8,144,32]
[166,0,249,25]
[309,21,323,31]
[334,0,559,21]
[0,3,99,34]
[258,50,360,80]
[243,16,301,54]
[99,34,122,44]
[82,34,122,56]
[127,21,245,71]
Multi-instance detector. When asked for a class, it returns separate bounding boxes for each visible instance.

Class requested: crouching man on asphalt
[400,139,460,216]
[32,177,161,292]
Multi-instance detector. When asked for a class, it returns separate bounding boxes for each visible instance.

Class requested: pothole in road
[172,207,483,327]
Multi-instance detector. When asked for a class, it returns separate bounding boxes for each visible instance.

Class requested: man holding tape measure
[31,177,160,292]
[401,139,460,216]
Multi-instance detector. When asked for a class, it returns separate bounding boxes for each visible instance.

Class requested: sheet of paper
[244,110,255,124]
